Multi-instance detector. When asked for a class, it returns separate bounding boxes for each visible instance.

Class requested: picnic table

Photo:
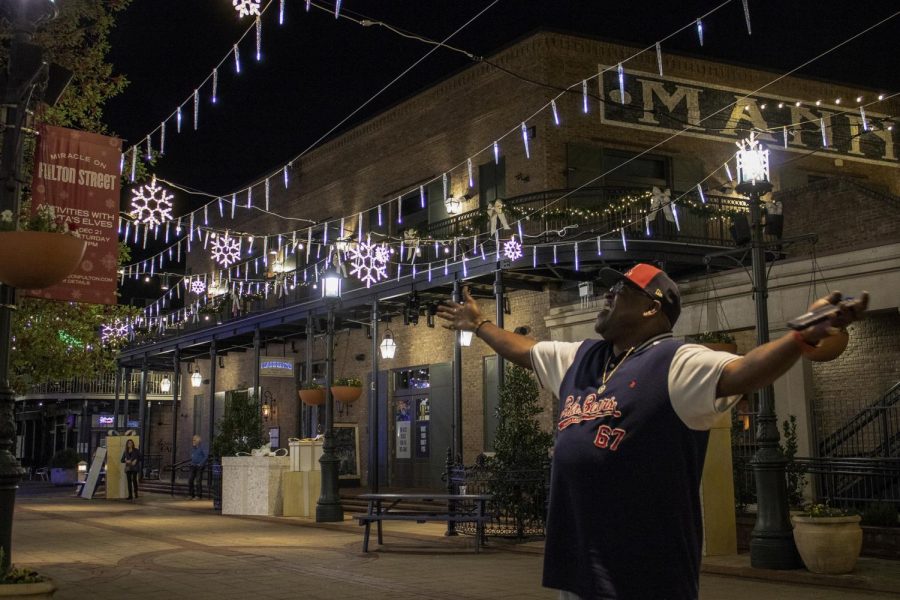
[356,493,493,552]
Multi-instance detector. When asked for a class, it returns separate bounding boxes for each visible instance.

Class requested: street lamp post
[0,0,61,569]
[316,267,344,522]
[735,134,802,569]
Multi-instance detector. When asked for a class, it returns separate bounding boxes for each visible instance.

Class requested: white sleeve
[668,344,742,431]
[529,341,584,399]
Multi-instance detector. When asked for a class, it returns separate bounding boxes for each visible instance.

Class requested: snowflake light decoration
[347,239,389,287]
[190,279,207,294]
[129,176,174,227]
[101,320,130,346]
[210,233,242,267]
[233,0,261,17]
[503,238,523,261]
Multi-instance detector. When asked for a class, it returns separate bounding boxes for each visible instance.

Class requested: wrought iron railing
[815,383,900,458]
[445,452,551,539]
[427,186,750,247]
[794,457,900,510]
[25,371,175,398]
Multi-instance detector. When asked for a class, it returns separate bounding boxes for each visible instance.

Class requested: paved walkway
[10,485,900,599]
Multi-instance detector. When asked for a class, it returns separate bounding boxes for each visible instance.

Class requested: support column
[748,190,802,569]
[305,311,315,437]
[208,340,217,449]
[170,350,180,496]
[494,270,505,391]
[316,307,343,522]
[113,367,123,429]
[253,327,261,413]
[123,369,131,428]
[138,359,148,450]
[369,299,379,493]
[452,279,463,461]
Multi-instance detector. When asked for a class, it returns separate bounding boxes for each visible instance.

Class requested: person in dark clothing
[437,263,868,600]
[188,434,208,500]
[121,439,141,500]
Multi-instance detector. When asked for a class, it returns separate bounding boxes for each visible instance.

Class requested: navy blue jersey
[542,338,709,600]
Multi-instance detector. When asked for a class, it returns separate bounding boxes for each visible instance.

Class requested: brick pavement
[10,486,900,599]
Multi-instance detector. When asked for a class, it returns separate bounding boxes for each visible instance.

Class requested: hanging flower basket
[0,231,86,289]
[331,385,362,404]
[298,388,325,406]
[805,330,849,362]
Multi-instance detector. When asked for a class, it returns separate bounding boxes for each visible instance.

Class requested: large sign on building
[599,67,896,166]
[27,125,122,304]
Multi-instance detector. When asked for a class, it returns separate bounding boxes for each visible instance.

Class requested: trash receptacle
[211,461,222,512]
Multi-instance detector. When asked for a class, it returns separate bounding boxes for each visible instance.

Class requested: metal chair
[33,467,49,481]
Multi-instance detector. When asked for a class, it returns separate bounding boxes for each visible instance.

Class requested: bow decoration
[487,199,510,235]
[403,229,420,262]
[647,187,676,225]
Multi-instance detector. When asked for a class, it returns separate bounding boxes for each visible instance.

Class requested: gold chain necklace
[597,346,635,395]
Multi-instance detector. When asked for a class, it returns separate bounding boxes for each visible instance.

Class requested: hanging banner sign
[259,357,294,378]
[26,125,122,304]
[599,66,897,166]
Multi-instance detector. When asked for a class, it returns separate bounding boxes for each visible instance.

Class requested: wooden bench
[356,493,493,553]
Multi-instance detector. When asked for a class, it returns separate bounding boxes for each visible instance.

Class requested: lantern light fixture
[159,375,172,393]
[379,329,397,359]
[191,369,202,388]
[321,266,342,301]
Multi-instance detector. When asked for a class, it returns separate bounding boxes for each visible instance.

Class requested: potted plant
[691,331,737,354]
[331,377,362,403]
[48,448,80,486]
[0,203,87,289]
[792,502,862,574]
[298,382,325,406]
[0,549,55,599]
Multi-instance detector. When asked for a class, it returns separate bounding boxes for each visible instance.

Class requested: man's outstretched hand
[435,286,484,332]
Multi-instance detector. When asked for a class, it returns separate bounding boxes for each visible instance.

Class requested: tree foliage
[1,2,145,394]
[212,389,263,458]
[489,365,553,537]
[0,1,132,133]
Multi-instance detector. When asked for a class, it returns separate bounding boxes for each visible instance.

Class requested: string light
[160,121,166,155]
[211,69,218,104]
[521,122,530,159]
[582,79,589,113]
[256,16,262,61]
[551,99,560,126]
[696,19,704,46]
[234,44,241,73]
[493,141,500,164]
[279,0,285,24]
[741,0,752,35]
[617,63,625,104]
[176,106,182,133]
[193,89,199,130]
[655,43,663,77]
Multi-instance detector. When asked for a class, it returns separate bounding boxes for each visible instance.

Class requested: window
[567,144,669,189]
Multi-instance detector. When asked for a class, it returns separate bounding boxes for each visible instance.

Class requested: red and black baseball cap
[597,263,681,326]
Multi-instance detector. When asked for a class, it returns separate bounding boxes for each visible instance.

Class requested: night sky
[104,0,899,194]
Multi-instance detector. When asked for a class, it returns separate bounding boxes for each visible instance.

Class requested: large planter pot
[49,468,76,486]
[0,231,86,289]
[298,389,325,406]
[0,580,56,599]
[805,330,850,362]
[792,514,862,574]
[330,385,362,404]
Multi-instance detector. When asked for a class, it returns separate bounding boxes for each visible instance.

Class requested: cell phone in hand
[786,298,852,330]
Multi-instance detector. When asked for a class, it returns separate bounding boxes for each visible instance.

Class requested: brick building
[112,31,898,495]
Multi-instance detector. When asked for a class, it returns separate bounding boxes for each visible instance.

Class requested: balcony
[22,371,174,400]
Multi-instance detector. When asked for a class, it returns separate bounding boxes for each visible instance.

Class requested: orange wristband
[791,330,819,354]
